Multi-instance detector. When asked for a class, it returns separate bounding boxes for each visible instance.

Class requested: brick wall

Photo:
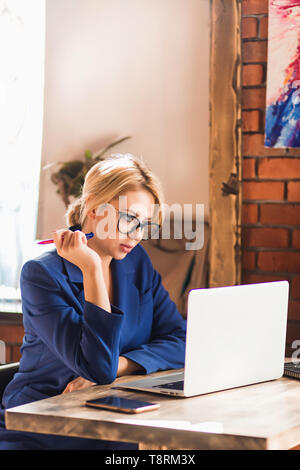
[0,322,23,363]
[241,0,300,356]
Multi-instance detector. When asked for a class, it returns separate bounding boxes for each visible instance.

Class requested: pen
[37,231,94,245]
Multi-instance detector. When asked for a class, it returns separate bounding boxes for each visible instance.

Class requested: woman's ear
[86,208,97,220]
[85,195,98,220]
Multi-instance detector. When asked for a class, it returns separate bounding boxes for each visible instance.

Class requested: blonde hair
[65,154,165,228]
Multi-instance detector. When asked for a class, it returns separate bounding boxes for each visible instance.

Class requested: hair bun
[65,199,82,227]
[69,223,82,232]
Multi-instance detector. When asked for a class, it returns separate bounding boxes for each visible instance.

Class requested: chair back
[0,362,19,403]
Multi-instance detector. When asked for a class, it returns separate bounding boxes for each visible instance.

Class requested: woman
[0,154,186,450]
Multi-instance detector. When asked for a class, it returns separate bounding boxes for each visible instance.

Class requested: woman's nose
[130,226,144,241]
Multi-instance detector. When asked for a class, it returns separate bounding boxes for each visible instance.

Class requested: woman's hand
[62,376,95,394]
[62,358,144,394]
[54,229,111,312]
[53,229,101,273]
[117,356,145,377]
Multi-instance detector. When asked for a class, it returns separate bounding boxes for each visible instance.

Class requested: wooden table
[5,368,300,450]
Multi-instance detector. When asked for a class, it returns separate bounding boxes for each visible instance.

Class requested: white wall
[37,0,210,239]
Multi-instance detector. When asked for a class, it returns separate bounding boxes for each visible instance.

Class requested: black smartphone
[85,395,160,414]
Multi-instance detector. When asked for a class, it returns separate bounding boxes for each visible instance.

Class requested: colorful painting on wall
[265,0,300,148]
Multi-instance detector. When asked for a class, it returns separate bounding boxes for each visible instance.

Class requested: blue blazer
[3,243,186,409]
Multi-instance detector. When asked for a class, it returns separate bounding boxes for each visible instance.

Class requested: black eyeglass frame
[105,203,161,240]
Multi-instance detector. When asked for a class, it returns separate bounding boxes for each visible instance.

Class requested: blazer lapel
[111,255,140,315]
[61,257,85,311]
[61,253,140,316]
[111,255,142,352]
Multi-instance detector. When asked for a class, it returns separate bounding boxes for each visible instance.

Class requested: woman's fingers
[53,229,83,252]
[52,229,101,272]
[64,230,78,250]
[62,376,95,394]
[74,230,87,247]
[53,229,68,251]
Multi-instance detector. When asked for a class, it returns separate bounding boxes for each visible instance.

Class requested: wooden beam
[209,0,242,287]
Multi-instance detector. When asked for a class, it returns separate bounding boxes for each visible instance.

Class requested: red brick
[243,181,284,200]
[242,272,289,285]
[285,148,300,156]
[0,325,24,343]
[286,323,300,357]
[292,229,300,249]
[288,182,300,201]
[243,227,289,248]
[243,159,256,179]
[242,110,261,132]
[258,251,300,273]
[242,64,264,86]
[5,346,12,364]
[258,158,300,179]
[260,204,300,225]
[292,276,300,299]
[243,135,300,158]
[242,251,256,270]
[5,344,19,363]
[242,203,258,224]
[10,344,22,363]
[242,0,268,15]
[243,41,268,63]
[242,17,258,38]
[243,134,289,157]
[259,16,268,39]
[243,134,266,156]
[288,301,300,321]
[242,88,266,109]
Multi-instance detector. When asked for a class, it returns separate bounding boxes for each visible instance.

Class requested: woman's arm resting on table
[21,260,124,385]
[63,356,144,393]
[122,269,187,375]
[117,356,145,376]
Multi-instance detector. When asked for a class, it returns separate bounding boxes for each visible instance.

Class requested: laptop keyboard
[284,362,300,372]
[152,380,184,390]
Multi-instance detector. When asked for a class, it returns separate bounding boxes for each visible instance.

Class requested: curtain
[0,0,45,301]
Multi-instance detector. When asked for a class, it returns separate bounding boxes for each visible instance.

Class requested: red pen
[37,231,94,245]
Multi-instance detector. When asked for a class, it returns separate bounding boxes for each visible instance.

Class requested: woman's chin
[113,248,128,260]
[113,252,127,260]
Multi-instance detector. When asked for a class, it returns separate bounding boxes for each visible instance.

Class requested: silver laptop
[116,281,289,397]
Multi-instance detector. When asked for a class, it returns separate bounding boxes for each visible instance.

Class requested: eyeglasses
[106,203,160,240]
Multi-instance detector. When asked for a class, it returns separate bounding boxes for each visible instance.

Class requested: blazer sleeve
[20,260,124,384]
[122,268,187,374]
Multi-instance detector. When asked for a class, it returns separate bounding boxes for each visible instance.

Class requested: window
[0,0,45,311]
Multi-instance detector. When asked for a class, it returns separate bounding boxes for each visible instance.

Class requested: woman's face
[87,188,156,260]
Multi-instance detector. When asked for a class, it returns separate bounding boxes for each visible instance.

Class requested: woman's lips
[120,244,134,253]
